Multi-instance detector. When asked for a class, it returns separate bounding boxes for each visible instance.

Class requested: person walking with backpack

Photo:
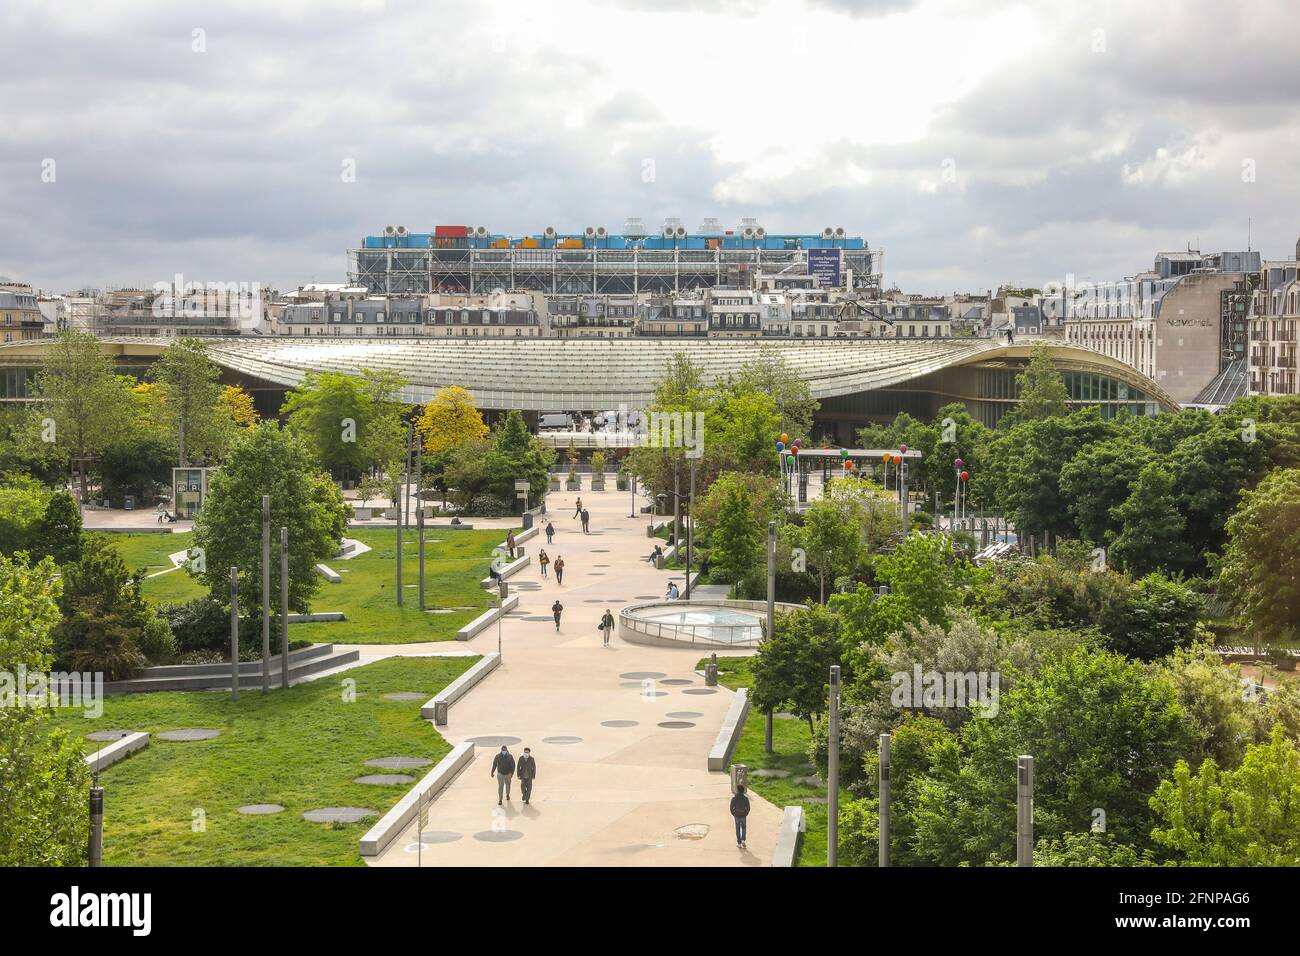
[553,555,565,585]
[551,600,564,631]
[581,508,590,534]
[516,747,537,805]
[599,608,615,647]
[545,521,555,545]
[730,784,751,849]
[538,549,550,578]
[490,745,516,806]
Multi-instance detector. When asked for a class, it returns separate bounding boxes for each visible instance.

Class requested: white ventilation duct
[595,226,607,238]
[584,226,596,238]
[384,225,396,236]
[822,227,835,239]
[544,226,557,239]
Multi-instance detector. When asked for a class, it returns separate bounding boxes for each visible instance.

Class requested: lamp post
[628,473,638,518]
[229,566,239,702]
[685,456,696,599]
[1017,755,1035,867]
[261,495,270,692]
[879,732,891,867]
[897,445,909,529]
[279,527,289,689]
[828,664,841,867]
[765,520,776,754]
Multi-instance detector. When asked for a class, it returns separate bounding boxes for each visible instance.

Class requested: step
[102,648,360,695]
[136,644,334,679]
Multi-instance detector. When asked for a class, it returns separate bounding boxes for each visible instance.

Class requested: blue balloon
[776,441,785,452]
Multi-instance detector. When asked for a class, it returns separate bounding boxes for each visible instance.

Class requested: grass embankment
[51,655,475,866]
[113,526,514,645]
[698,655,846,867]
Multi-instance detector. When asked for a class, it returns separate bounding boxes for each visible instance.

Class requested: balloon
[780,433,789,445]
[839,448,849,458]
[960,471,969,482]
[845,461,854,470]
[791,446,799,456]
[953,458,964,468]
[786,454,795,466]
[881,452,890,461]
[899,444,908,454]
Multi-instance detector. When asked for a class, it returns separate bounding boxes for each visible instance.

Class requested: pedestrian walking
[730,784,751,849]
[599,608,615,647]
[581,508,590,534]
[538,549,550,578]
[517,747,537,804]
[551,599,564,631]
[506,530,517,560]
[573,497,583,519]
[490,745,516,806]
[545,521,555,544]
[553,556,565,585]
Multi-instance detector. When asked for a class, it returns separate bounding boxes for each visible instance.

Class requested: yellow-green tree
[416,385,488,454]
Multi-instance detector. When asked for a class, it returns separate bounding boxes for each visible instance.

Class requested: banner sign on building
[807,248,842,288]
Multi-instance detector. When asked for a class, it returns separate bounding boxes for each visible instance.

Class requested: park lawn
[105,531,207,604]
[698,655,845,867]
[48,655,476,866]
[292,526,512,645]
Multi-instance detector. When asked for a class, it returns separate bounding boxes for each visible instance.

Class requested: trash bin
[433,701,449,725]
[731,764,748,793]
[123,495,135,511]
[521,511,534,530]
[705,653,719,687]
[655,554,665,570]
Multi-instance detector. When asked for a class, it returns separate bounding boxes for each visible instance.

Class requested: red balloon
[844,460,854,470]
[790,446,799,455]
[960,471,969,481]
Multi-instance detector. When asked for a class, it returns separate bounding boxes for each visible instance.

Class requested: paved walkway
[348,488,778,867]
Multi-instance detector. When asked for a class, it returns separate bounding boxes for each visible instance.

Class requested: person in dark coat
[730,784,751,849]
[506,530,517,559]
[490,745,516,805]
[553,555,565,585]
[552,599,564,631]
[573,497,583,519]
[581,508,590,534]
[538,549,550,578]
[599,608,615,647]
[516,747,537,804]
[545,521,555,544]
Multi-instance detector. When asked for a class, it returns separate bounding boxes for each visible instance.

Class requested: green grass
[48,655,475,866]
[699,655,846,867]
[111,526,512,644]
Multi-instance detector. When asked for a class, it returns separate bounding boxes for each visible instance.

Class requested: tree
[1108,461,1194,576]
[0,474,51,556]
[710,480,761,585]
[0,553,90,867]
[34,490,82,565]
[98,431,175,507]
[0,407,68,486]
[1058,438,1154,546]
[1218,467,1300,651]
[1157,644,1259,770]
[151,338,226,465]
[416,385,488,454]
[191,422,349,617]
[801,498,861,602]
[1151,726,1300,866]
[220,384,260,428]
[34,330,135,502]
[1002,344,1069,426]
[750,605,849,732]
[281,369,407,483]
[732,349,819,439]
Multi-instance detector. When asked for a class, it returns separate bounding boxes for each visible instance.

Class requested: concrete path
[359,487,777,868]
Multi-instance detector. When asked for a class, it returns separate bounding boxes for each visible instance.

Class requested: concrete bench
[707,687,750,771]
[288,612,345,623]
[771,805,806,867]
[316,564,341,583]
[358,742,475,857]
[421,653,501,724]
[510,526,538,546]
[84,732,149,772]
[456,596,519,641]
[479,554,530,589]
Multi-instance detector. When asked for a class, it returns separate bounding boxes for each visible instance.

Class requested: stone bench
[479,554,530,589]
[288,612,345,623]
[84,732,150,772]
[456,596,519,641]
[358,742,475,857]
[771,805,806,867]
[316,564,341,583]
[707,687,750,772]
[421,653,501,724]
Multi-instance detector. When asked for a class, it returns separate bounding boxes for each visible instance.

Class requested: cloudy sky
[2,0,1297,295]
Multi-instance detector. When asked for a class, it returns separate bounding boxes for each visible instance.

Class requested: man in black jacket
[730,784,751,849]
[490,745,516,805]
[516,747,537,805]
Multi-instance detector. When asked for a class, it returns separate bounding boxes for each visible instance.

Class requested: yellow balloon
[780,433,789,445]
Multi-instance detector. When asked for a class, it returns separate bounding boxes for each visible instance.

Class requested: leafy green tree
[0,407,68,486]
[1218,467,1300,651]
[801,497,862,602]
[751,605,849,732]
[34,330,136,502]
[151,338,227,465]
[1157,644,1259,770]
[98,431,175,507]
[1108,460,1194,575]
[34,490,82,565]
[1001,344,1069,426]
[0,552,90,867]
[416,384,488,454]
[1058,438,1154,546]
[1019,832,1154,867]
[711,480,762,585]
[281,369,407,482]
[732,349,819,439]
[191,422,349,616]
[0,474,51,555]
[480,410,554,511]
[1151,726,1300,866]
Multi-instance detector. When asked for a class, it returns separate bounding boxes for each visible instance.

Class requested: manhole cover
[238,804,285,815]
[473,830,524,842]
[365,756,432,770]
[601,720,638,728]
[542,736,582,744]
[383,692,426,701]
[620,671,667,680]
[674,824,710,840]
[466,736,522,747]
[657,721,695,729]
[85,730,133,742]
[303,807,377,824]
[157,729,221,742]
[354,774,416,785]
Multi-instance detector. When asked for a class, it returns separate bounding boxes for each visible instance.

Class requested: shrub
[157,597,231,654]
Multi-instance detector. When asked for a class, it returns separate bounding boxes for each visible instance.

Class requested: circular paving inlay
[542,735,583,745]
[657,720,695,729]
[601,720,639,728]
[85,730,133,742]
[620,671,667,680]
[416,830,463,845]
[354,774,416,785]
[682,688,717,696]
[473,830,524,842]
[591,549,611,553]
[303,807,377,824]
[383,692,426,701]
[466,735,521,747]
[666,711,703,719]
[640,691,668,698]
[634,595,661,600]
[593,564,611,567]
[660,678,694,686]
[365,756,432,770]
[522,616,554,622]
[157,728,221,742]
[238,803,285,815]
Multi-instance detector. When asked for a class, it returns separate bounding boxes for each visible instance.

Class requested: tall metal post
[879,732,891,867]
[765,519,776,754]
[88,781,104,867]
[279,527,289,689]
[672,465,681,554]
[261,495,270,692]
[397,426,410,607]
[229,567,239,702]
[1017,755,1034,867]
[416,441,426,611]
[828,664,841,867]
[685,457,695,599]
